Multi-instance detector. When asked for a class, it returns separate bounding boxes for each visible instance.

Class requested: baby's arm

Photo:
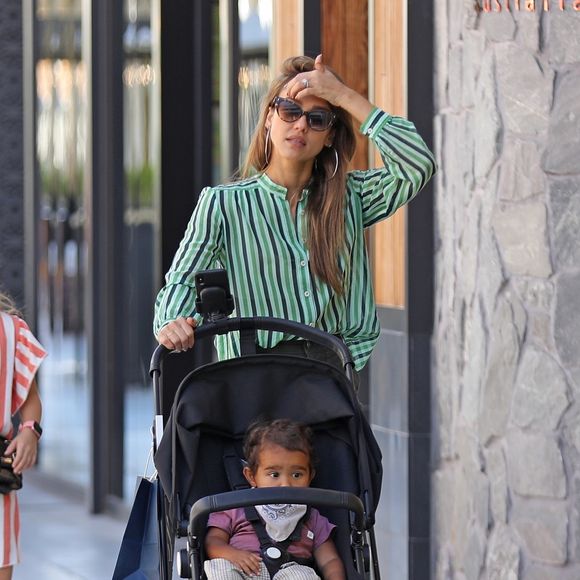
[6,380,42,474]
[314,538,346,580]
[205,527,262,576]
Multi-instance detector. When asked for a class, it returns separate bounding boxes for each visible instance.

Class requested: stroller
[150,271,383,579]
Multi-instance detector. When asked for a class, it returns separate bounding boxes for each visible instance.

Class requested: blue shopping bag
[112,476,160,579]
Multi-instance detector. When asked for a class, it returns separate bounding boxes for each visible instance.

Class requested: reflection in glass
[35,0,160,498]
[237,0,272,166]
[35,1,89,486]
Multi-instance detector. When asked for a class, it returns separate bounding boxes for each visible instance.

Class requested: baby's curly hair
[243,418,316,473]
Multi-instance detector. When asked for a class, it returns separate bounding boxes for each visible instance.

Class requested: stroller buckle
[265,547,282,560]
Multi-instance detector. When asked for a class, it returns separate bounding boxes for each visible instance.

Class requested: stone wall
[432,2,580,578]
[0,0,24,304]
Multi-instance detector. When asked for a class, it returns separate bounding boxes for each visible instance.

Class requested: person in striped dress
[154,54,436,371]
[0,292,45,579]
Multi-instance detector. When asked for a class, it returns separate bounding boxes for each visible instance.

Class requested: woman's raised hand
[157,317,196,352]
[286,54,347,107]
[286,54,374,124]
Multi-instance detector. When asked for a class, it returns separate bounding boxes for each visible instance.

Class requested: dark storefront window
[35,0,89,486]
[35,0,160,499]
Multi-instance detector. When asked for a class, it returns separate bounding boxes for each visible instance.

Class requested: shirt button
[300,260,306,267]
[309,322,315,327]
[304,291,310,297]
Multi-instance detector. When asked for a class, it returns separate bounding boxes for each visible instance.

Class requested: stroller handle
[188,487,366,537]
[150,316,355,378]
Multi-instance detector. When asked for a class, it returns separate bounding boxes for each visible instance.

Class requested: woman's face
[266,91,334,167]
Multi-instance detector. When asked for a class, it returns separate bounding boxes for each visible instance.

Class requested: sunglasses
[272,97,336,132]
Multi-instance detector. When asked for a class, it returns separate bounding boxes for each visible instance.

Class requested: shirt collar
[258,172,311,201]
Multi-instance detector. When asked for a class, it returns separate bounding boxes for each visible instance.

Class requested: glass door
[36,0,89,487]
[122,0,160,499]
[237,0,272,166]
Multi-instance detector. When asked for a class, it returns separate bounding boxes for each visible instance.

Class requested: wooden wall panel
[320,0,368,170]
[372,0,406,308]
[272,0,301,67]
[273,0,405,307]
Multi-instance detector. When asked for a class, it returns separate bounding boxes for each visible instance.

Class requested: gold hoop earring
[329,146,339,179]
[264,127,272,166]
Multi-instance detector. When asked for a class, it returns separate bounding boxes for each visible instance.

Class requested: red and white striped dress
[0,312,46,567]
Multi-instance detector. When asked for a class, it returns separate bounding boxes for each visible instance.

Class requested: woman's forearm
[19,380,42,423]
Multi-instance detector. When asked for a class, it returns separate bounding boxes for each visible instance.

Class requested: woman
[154,54,436,372]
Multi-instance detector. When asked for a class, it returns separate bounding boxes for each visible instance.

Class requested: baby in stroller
[205,419,345,580]
[151,303,382,579]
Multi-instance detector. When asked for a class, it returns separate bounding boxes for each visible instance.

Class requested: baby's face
[244,443,313,488]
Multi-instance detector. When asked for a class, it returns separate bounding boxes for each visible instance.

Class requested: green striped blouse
[154,107,436,370]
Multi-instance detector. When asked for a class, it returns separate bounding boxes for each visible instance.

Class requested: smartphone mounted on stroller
[194,269,235,322]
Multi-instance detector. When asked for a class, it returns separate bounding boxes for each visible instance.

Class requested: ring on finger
[302,78,309,88]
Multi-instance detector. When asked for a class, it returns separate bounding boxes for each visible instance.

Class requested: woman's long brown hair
[241,56,357,294]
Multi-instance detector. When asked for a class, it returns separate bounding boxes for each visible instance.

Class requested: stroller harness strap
[244,506,314,578]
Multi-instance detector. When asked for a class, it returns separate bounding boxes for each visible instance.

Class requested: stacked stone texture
[0,0,24,303]
[433,2,580,578]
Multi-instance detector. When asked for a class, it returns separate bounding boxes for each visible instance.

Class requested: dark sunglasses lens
[307,111,332,130]
[278,99,302,122]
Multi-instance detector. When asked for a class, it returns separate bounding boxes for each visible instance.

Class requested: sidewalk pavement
[13,469,127,580]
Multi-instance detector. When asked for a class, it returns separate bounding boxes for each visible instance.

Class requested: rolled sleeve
[353,107,437,228]
[153,187,223,336]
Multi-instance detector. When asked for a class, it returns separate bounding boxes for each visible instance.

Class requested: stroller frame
[149,316,382,580]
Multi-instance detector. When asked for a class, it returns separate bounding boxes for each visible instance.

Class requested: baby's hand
[6,430,38,474]
[227,548,262,576]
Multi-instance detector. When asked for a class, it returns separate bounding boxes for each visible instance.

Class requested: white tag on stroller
[154,415,164,448]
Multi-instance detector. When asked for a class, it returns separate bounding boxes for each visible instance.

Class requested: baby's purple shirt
[207,507,335,559]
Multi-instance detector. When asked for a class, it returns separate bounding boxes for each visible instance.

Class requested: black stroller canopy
[154,353,383,528]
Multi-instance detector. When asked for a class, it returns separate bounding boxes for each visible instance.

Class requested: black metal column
[86,0,125,512]
[303,0,321,58]
[161,0,214,275]
[219,0,239,178]
[160,0,215,377]
[407,1,435,578]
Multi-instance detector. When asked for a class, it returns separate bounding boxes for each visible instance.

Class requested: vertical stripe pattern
[154,108,436,370]
[0,312,47,566]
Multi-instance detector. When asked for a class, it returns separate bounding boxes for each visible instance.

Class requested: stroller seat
[153,348,382,579]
